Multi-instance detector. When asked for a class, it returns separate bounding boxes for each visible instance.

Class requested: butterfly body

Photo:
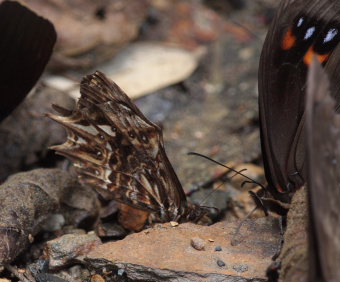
[259,0,340,200]
[47,72,207,223]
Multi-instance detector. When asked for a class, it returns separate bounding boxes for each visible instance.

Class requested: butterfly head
[183,204,218,223]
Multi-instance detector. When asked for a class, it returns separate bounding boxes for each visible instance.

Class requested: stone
[45,233,101,269]
[86,218,281,281]
[190,237,206,251]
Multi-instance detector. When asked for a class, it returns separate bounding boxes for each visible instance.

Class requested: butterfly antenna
[188,152,265,189]
[230,206,258,246]
[229,168,248,180]
[335,104,340,112]
[229,19,260,40]
[189,152,265,240]
[198,180,226,206]
[241,180,254,188]
[198,167,249,206]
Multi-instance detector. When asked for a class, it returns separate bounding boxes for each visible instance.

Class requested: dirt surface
[136,1,270,190]
[0,1,288,281]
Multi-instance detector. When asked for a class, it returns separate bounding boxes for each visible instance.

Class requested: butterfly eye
[128,132,135,138]
[141,135,148,142]
[96,151,102,156]
[98,134,105,140]
[111,126,117,132]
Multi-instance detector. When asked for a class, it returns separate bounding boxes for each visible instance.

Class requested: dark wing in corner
[0,1,56,121]
[259,0,340,197]
[306,59,340,282]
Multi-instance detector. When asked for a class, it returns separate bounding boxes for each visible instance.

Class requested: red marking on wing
[303,47,330,66]
[276,184,285,193]
[281,28,296,50]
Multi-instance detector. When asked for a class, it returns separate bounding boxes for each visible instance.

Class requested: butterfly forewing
[259,0,340,197]
[48,71,204,223]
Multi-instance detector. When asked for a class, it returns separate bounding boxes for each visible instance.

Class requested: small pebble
[117,269,125,276]
[170,221,179,227]
[18,268,26,273]
[190,237,206,251]
[233,264,248,273]
[91,274,105,282]
[28,234,34,243]
[217,259,226,267]
[208,238,214,242]
[215,246,222,251]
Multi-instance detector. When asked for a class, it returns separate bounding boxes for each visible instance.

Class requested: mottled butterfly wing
[47,71,204,223]
[259,0,340,198]
[0,1,56,121]
[306,60,340,281]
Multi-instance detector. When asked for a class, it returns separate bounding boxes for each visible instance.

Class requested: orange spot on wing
[281,28,296,50]
[276,184,285,193]
[303,47,330,65]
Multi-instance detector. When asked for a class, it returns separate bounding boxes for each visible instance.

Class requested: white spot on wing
[73,124,98,135]
[104,169,112,182]
[324,28,338,43]
[120,104,131,112]
[140,174,154,195]
[151,146,159,158]
[98,125,116,136]
[304,26,316,40]
[297,17,304,27]
[139,173,163,206]
[70,135,86,144]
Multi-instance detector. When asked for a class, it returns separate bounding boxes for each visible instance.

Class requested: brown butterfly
[47,71,209,223]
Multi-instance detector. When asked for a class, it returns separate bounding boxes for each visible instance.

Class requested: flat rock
[0,86,74,180]
[45,233,101,269]
[86,218,280,281]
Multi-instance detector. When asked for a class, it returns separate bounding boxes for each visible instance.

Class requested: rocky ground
[0,0,308,281]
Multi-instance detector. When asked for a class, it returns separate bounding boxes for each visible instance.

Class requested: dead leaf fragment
[99,42,202,98]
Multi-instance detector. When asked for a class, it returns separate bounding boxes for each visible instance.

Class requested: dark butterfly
[306,60,340,281]
[0,1,56,122]
[258,0,340,205]
[47,72,208,223]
